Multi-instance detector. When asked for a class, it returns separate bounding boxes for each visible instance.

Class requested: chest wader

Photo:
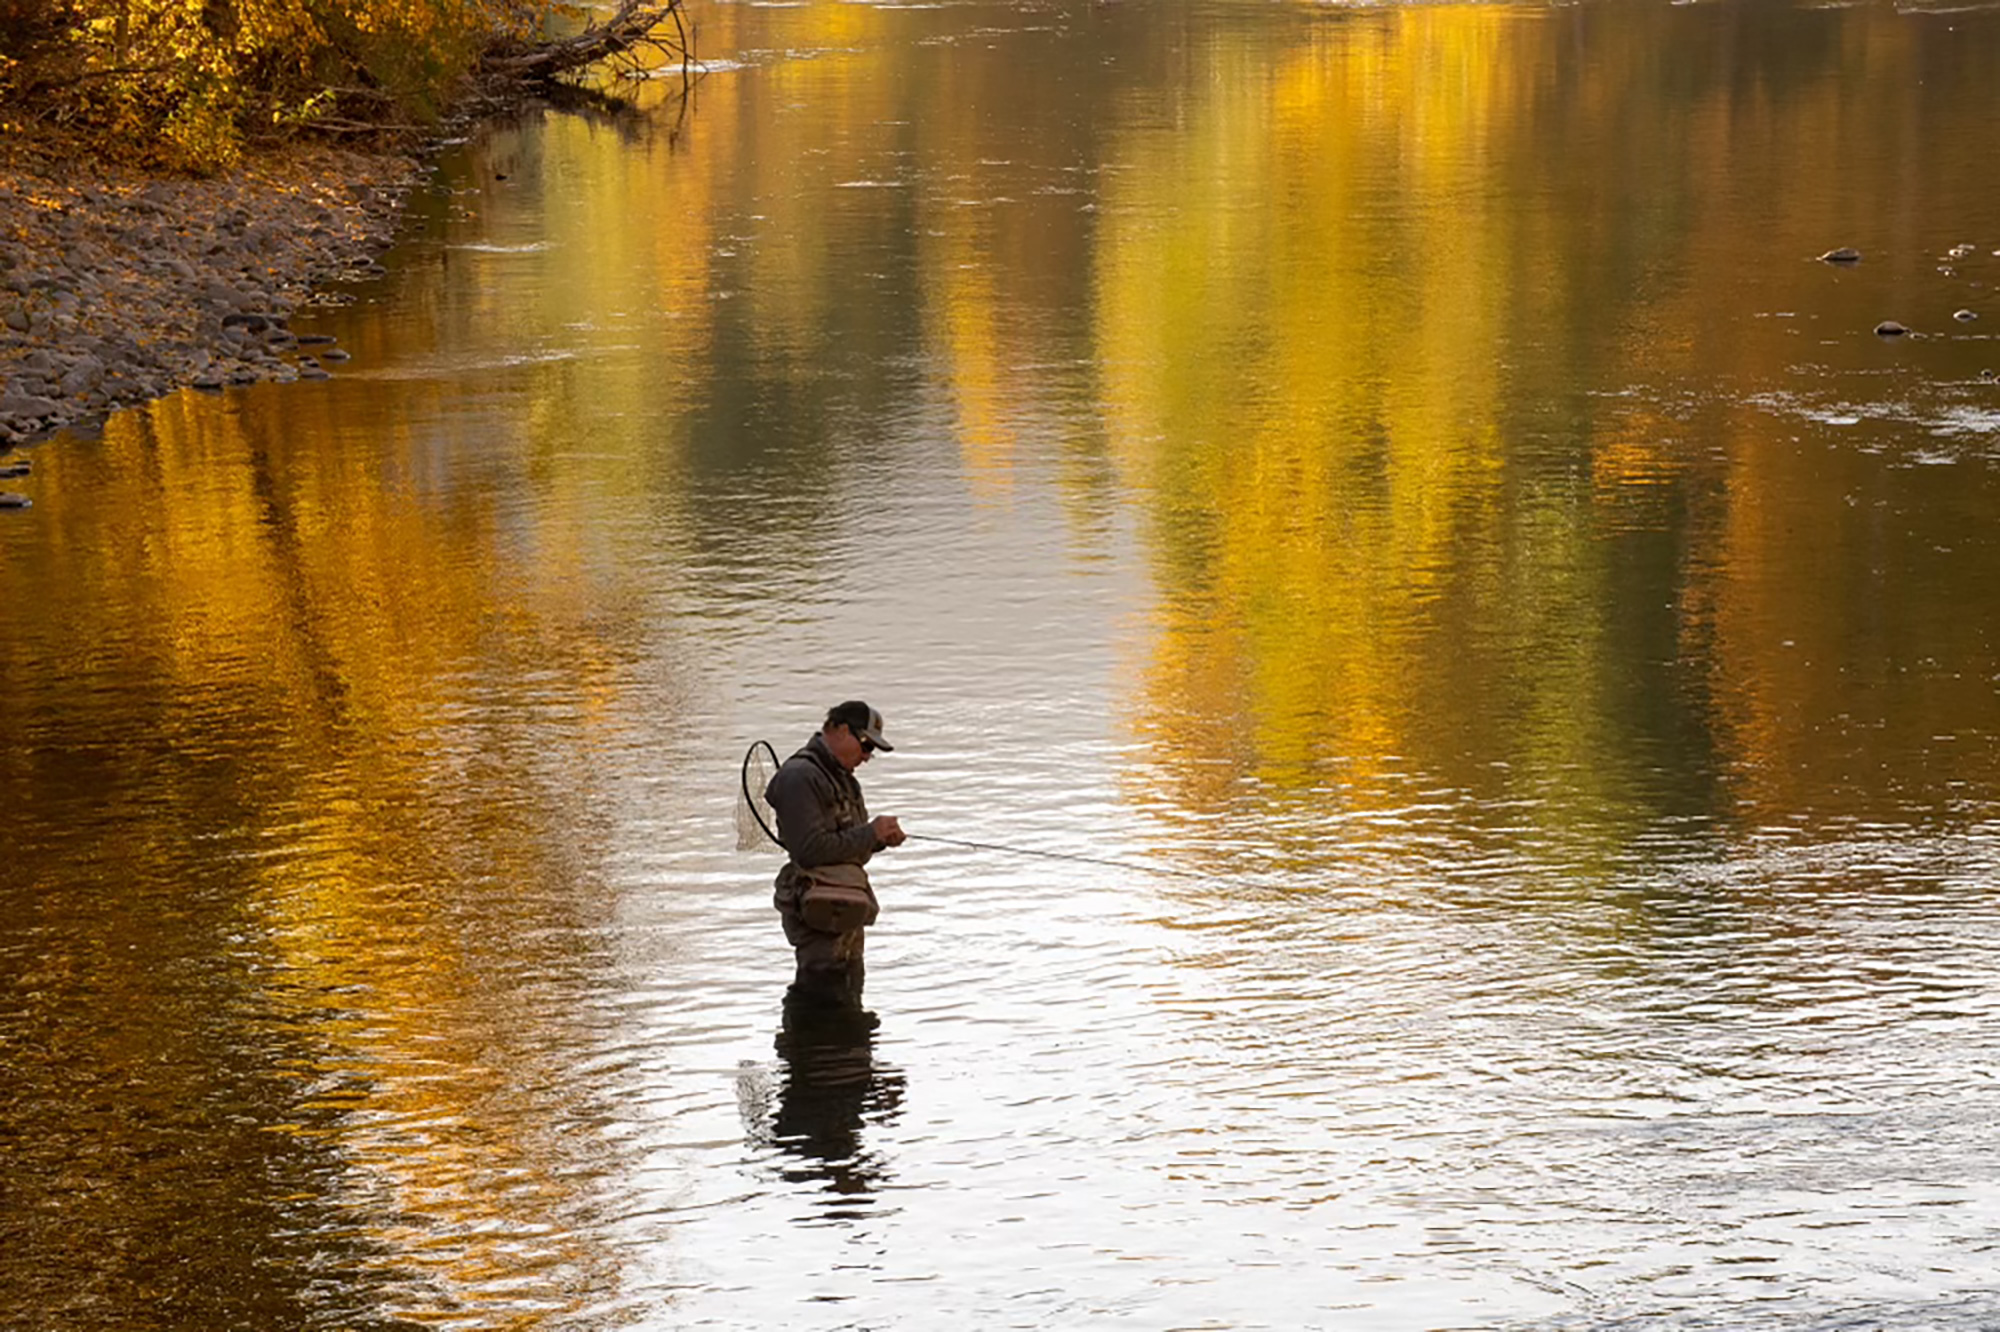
[773,770,872,1008]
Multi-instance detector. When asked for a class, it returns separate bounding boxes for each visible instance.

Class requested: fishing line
[903,832,1217,882]
[735,740,1219,884]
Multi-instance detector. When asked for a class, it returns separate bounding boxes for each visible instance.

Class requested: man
[766,701,906,1008]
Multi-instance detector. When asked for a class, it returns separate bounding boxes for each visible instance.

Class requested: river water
[6,1,2000,1328]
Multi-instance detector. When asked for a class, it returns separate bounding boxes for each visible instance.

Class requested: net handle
[741,740,783,848]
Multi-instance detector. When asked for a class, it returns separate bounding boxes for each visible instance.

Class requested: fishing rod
[736,740,1224,885]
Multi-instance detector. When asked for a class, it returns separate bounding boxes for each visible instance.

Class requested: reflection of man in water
[766,701,906,1009]
[766,1007,906,1209]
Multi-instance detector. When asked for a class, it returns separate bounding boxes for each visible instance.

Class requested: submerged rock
[1820,247,1863,264]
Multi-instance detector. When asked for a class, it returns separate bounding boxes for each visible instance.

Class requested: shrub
[2,0,542,168]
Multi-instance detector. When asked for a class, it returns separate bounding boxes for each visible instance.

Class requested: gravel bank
[0,142,421,453]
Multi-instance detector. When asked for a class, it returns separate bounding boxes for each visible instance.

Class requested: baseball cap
[828,700,894,752]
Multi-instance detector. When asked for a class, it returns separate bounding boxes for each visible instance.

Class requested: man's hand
[872,814,907,848]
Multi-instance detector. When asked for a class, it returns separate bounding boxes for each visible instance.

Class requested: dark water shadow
[753,1005,906,1220]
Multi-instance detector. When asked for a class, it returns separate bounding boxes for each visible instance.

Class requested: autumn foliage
[0,0,558,168]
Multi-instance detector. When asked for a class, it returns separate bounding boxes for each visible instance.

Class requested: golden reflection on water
[6,1,2000,1327]
[4,395,644,1322]
[1087,3,2000,843]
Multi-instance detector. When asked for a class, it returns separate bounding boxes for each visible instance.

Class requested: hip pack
[797,862,878,932]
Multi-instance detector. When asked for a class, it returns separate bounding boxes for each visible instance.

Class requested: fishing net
[735,740,783,851]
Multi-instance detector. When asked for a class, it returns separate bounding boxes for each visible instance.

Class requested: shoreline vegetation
[0,0,691,465]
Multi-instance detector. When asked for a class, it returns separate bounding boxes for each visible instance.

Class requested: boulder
[59,355,105,396]
[0,393,59,418]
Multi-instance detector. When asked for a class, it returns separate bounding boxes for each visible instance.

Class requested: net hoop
[736,740,783,851]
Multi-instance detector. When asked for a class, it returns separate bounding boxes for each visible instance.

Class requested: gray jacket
[766,732,883,872]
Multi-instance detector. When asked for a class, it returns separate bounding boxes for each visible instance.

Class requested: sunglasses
[850,725,878,754]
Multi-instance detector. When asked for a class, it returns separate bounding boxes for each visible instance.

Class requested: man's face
[826,722,872,770]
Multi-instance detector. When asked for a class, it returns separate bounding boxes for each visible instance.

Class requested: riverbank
[0,137,423,454]
[0,0,695,486]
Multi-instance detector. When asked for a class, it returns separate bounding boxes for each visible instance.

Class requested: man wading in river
[767,701,906,1009]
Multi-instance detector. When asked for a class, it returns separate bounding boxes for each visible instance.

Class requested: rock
[203,281,251,311]
[1875,320,1910,337]
[1820,247,1863,264]
[1954,309,1978,322]
[296,334,336,346]
[0,462,28,478]
[58,355,104,396]
[3,304,28,333]
[0,393,59,418]
[0,493,31,510]
[221,312,270,334]
[321,347,350,362]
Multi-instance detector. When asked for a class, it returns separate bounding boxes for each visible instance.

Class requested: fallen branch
[301,118,427,134]
[481,0,694,85]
